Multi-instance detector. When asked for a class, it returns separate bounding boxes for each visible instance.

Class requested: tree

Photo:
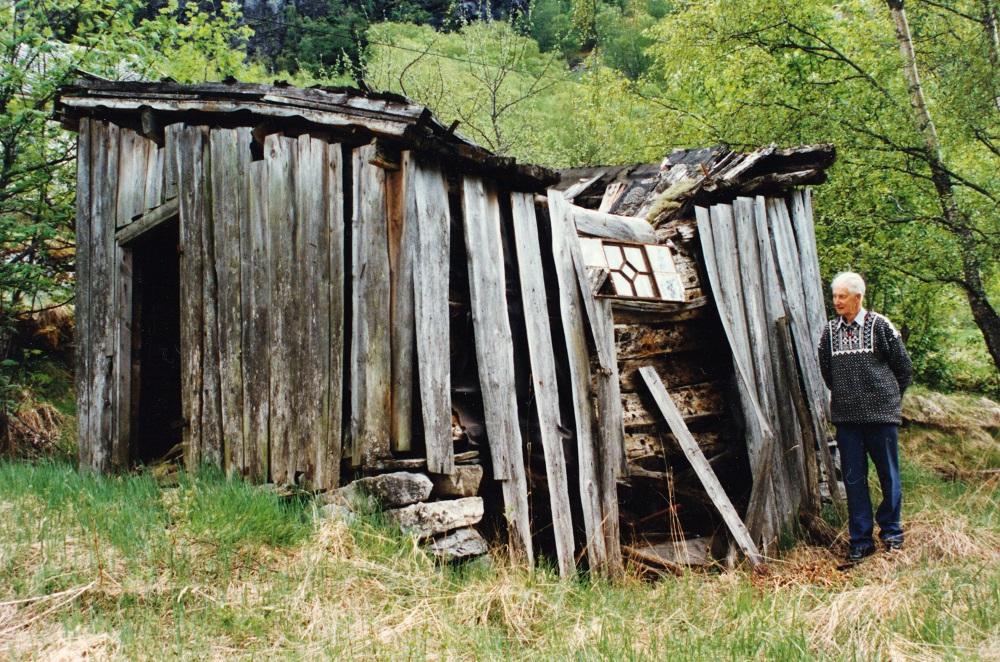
[643,0,1000,379]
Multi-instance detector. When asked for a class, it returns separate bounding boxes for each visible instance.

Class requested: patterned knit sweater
[817,311,913,425]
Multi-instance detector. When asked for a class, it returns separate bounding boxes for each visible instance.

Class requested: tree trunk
[981,0,1000,109]
[888,0,1000,373]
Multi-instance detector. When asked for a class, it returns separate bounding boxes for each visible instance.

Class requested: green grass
[0,426,998,660]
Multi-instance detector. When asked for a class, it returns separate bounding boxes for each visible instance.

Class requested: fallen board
[639,366,762,567]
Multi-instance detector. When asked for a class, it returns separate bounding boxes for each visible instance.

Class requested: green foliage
[272,0,368,79]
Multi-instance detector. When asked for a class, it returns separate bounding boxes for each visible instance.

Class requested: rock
[387,497,484,539]
[431,465,484,498]
[319,503,355,524]
[334,471,433,509]
[426,527,488,560]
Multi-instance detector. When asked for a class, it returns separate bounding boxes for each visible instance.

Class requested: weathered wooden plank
[614,321,720,359]
[766,197,841,505]
[593,297,624,570]
[547,189,609,573]
[319,141,345,489]
[790,188,829,417]
[143,143,164,212]
[199,126,223,469]
[388,154,415,454]
[350,143,392,467]
[173,123,204,470]
[734,197,790,541]
[75,118,94,470]
[462,176,532,563]
[621,383,726,429]
[266,134,295,484]
[776,317,821,515]
[510,190,575,577]
[695,204,778,546]
[572,205,657,243]
[293,134,331,487]
[87,121,119,473]
[560,172,602,201]
[163,123,179,200]
[625,429,726,466]
[411,157,452,475]
[593,297,626,479]
[111,240,132,470]
[116,198,179,246]
[617,355,730,392]
[115,127,146,227]
[209,128,246,476]
[639,366,762,567]
[243,160,270,482]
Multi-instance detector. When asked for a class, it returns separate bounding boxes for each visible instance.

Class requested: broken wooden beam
[638,366,762,568]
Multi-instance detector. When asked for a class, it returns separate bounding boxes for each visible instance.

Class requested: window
[579,238,685,301]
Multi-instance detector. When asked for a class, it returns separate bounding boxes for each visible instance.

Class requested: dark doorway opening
[129,216,182,464]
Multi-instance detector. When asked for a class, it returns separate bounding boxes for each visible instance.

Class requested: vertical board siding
[321,141,345,489]
[350,144,392,467]
[548,189,609,573]
[293,134,332,487]
[209,128,247,475]
[462,176,532,562]
[510,191,575,577]
[173,124,205,468]
[243,159,270,482]
[389,156,415,454]
[200,127,223,468]
[75,119,93,469]
[266,134,295,484]
[411,157,452,475]
[87,121,119,473]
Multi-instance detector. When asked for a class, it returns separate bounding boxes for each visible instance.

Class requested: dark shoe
[884,538,904,552]
[846,546,875,563]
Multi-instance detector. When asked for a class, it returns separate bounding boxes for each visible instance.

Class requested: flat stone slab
[426,527,488,560]
[388,497,484,539]
[334,471,433,509]
[431,465,484,498]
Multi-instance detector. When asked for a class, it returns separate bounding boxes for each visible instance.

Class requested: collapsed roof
[556,144,837,225]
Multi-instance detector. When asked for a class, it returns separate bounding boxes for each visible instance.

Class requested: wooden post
[75,118,93,470]
[243,160,270,482]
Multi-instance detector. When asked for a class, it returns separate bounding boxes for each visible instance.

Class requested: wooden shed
[57,76,838,575]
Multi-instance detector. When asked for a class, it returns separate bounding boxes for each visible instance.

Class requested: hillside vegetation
[0,390,997,659]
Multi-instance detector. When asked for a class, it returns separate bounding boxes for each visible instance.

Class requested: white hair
[831,271,866,296]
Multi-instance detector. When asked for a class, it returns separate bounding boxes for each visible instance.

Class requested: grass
[0,426,998,659]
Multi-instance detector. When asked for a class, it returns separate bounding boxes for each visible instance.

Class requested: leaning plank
[173,123,204,470]
[266,134,295,483]
[411,156,452,475]
[789,188,829,417]
[776,317,822,515]
[560,172,602,201]
[734,197,793,537]
[766,197,842,504]
[462,176,532,562]
[572,204,657,244]
[547,189,609,573]
[75,118,93,470]
[510,190,575,577]
[593,297,624,570]
[695,205,778,545]
[350,143,392,467]
[209,128,247,476]
[116,198,179,246]
[242,160,270,482]
[388,154,415,454]
[639,367,762,567]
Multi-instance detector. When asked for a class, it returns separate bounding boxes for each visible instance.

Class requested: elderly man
[817,271,913,562]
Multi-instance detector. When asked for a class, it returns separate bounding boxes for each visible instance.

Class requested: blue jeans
[835,423,903,550]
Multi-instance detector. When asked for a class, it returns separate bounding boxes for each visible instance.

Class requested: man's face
[832,286,863,319]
